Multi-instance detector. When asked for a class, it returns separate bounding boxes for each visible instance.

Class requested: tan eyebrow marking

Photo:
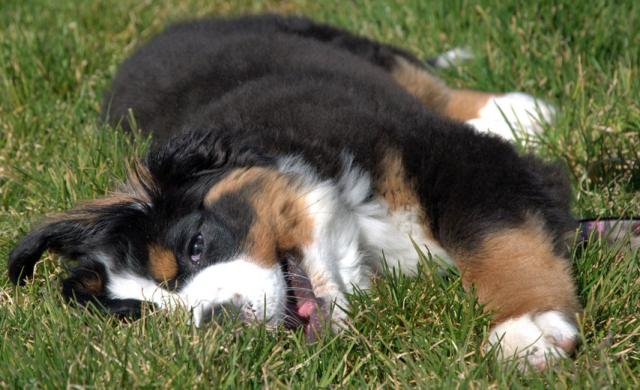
[147,243,178,282]
[205,167,314,267]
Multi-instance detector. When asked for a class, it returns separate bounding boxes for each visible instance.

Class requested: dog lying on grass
[9,14,637,371]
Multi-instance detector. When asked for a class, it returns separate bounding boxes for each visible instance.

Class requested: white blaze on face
[177,256,287,327]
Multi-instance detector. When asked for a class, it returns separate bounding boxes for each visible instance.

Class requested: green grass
[1,0,639,387]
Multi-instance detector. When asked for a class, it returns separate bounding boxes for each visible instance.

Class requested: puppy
[8,15,580,370]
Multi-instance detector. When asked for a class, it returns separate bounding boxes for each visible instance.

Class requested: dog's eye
[188,233,204,263]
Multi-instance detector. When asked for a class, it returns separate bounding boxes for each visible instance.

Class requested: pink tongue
[287,260,325,342]
[302,300,324,343]
[297,299,317,318]
[288,261,316,304]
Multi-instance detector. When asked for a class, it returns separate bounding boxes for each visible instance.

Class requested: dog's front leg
[452,217,581,371]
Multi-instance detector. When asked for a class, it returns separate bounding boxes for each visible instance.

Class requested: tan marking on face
[454,216,581,325]
[148,244,178,281]
[445,89,495,122]
[205,167,314,267]
[204,168,257,203]
[375,151,435,241]
[391,56,451,115]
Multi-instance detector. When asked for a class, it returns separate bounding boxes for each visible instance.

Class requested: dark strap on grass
[577,217,640,250]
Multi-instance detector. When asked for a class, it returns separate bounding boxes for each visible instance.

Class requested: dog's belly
[358,202,453,275]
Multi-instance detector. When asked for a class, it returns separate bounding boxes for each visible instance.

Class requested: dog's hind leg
[223,15,554,140]
[389,55,556,140]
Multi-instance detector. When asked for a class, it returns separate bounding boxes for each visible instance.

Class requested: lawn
[1,0,639,387]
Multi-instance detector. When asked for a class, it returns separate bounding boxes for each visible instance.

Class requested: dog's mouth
[281,257,328,342]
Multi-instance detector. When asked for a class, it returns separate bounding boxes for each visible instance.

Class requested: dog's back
[103,15,419,142]
[104,14,575,245]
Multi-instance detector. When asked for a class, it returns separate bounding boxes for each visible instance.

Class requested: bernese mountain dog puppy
[8,15,582,370]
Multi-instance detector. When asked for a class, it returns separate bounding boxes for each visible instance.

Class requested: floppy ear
[9,218,91,285]
[8,196,146,285]
[8,161,156,285]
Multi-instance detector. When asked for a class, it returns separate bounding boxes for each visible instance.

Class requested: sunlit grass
[1,0,638,387]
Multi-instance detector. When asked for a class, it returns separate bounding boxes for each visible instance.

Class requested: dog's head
[8,129,327,336]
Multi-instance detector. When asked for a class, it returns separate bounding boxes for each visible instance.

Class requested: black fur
[105,14,574,244]
[9,14,575,316]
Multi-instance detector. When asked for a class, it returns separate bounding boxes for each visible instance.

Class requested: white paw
[487,311,578,371]
[466,93,556,141]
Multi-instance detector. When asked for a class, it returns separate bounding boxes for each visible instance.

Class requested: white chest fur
[280,155,452,294]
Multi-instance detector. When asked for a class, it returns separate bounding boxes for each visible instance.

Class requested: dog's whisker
[281,272,312,280]
[285,287,315,294]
